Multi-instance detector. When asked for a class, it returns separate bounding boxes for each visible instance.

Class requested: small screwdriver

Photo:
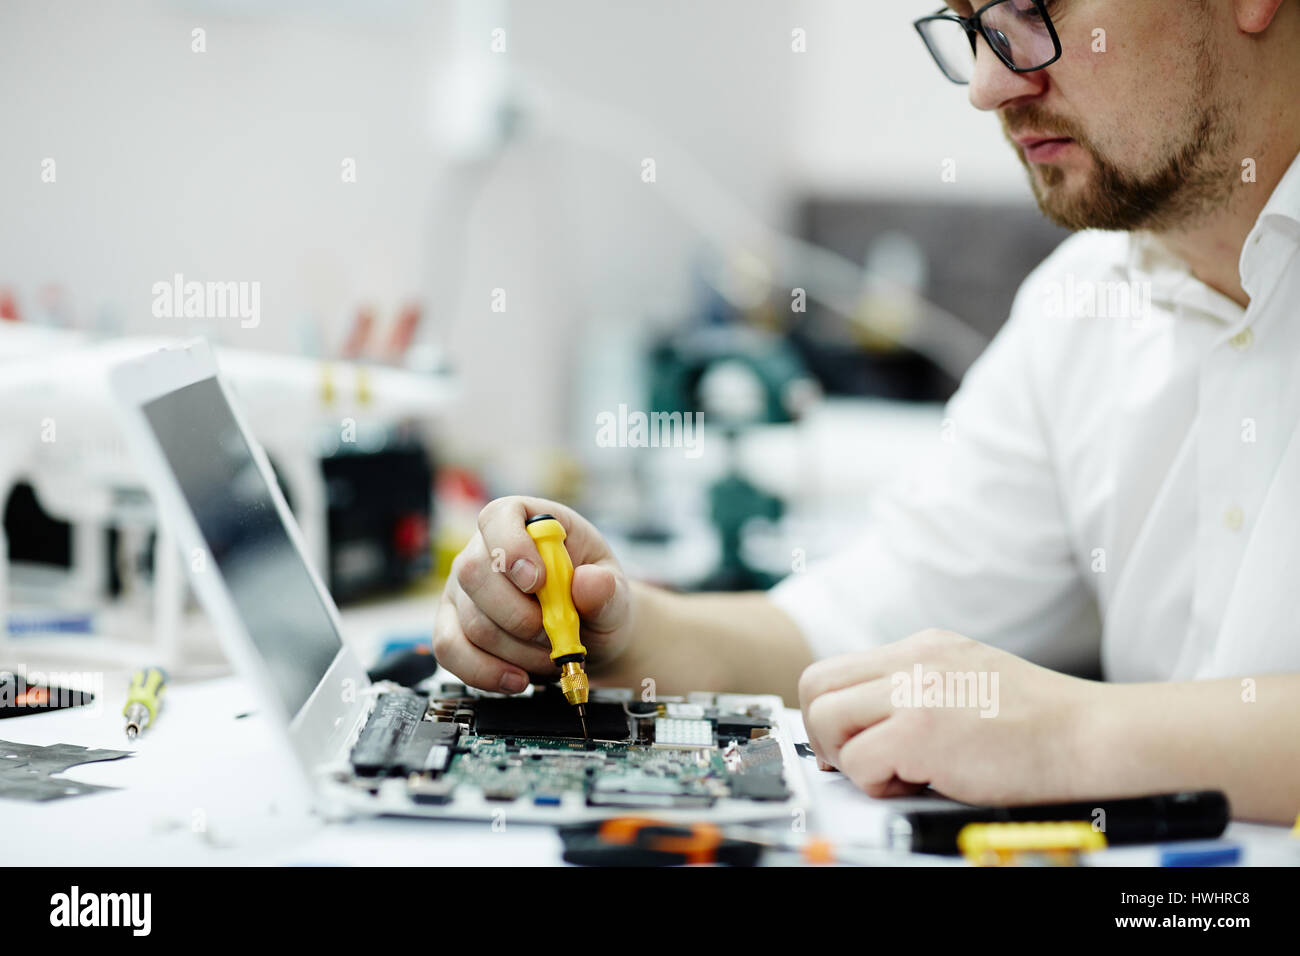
[525,514,590,738]
[123,666,168,739]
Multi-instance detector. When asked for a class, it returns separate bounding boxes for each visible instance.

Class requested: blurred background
[0,0,1068,675]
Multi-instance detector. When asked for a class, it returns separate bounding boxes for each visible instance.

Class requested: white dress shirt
[770,148,1300,682]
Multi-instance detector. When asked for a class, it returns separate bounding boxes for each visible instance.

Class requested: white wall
[1,0,444,347]
[793,0,1039,198]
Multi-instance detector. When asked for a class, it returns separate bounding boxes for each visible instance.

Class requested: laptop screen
[143,377,342,716]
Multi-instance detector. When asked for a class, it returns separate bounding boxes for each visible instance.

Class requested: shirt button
[1230,329,1254,351]
[1224,506,1245,531]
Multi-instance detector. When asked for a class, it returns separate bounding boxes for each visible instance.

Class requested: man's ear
[1233,0,1288,34]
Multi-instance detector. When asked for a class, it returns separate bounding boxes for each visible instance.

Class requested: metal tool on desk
[0,740,132,802]
[123,667,167,738]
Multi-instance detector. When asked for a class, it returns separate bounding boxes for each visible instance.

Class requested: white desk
[2,671,1295,866]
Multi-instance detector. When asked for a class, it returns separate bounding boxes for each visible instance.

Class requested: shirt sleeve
[767,292,1101,675]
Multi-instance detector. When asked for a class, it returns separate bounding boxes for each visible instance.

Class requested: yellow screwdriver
[123,666,168,739]
[525,514,590,738]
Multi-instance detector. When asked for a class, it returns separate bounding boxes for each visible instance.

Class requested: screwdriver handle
[123,666,167,732]
[525,515,586,662]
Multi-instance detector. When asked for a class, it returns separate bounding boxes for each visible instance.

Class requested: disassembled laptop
[109,340,806,826]
[326,683,793,818]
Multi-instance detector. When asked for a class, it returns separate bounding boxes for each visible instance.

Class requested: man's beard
[1012,105,1237,233]
[1006,38,1238,233]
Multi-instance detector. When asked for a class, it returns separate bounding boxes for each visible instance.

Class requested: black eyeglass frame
[913,0,1064,86]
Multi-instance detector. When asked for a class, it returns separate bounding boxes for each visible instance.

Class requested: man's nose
[967,31,1048,111]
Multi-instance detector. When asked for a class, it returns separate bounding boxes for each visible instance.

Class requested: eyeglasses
[914,0,1063,85]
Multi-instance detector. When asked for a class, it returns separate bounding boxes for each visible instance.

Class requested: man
[434,0,1300,823]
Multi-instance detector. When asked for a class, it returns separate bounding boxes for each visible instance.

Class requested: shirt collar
[1121,145,1300,321]
[1239,145,1300,299]
[1125,228,1189,294]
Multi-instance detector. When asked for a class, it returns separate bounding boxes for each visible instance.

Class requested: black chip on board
[473,694,631,741]
[715,714,771,740]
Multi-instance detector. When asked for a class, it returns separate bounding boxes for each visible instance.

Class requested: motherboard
[346,684,792,812]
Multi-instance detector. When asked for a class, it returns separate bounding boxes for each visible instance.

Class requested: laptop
[109,340,808,823]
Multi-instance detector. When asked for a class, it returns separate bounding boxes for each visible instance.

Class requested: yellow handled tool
[958,821,1106,867]
[525,514,590,738]
[123,667,168,739]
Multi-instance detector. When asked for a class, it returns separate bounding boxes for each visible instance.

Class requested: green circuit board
[444,734,733,806]
[352,685,792,810]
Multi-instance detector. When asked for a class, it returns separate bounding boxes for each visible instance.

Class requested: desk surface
[2,671,1295,866]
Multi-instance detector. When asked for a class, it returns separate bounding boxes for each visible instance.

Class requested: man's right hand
[432,496,635,694]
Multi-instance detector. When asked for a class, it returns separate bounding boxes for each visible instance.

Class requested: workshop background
[0,0,1068,673]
